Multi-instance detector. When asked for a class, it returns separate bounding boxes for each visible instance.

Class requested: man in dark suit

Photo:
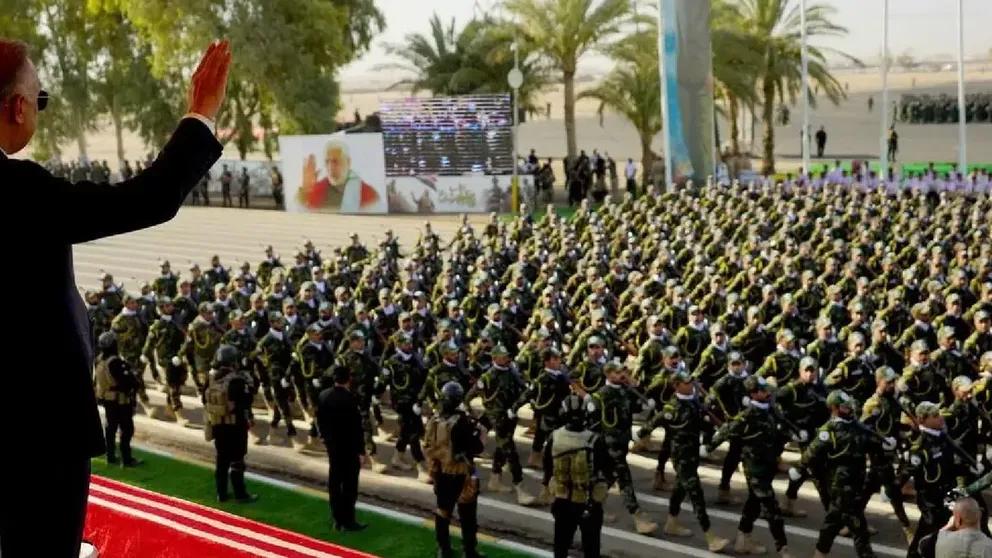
[0,38,231,557]
[317,365,369,532]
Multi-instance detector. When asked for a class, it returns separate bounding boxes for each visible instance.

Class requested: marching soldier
[777,356,828,518]
[673,305,710,369]
[543,393,610,558]
[174,276,199,328]
[898,339,951,408]
[244,292,270,339]
[860,366,914,541]
[296,323,334,448]
[254,311,300,447]
[634,315,667,384]
[651,370,730,551]
[792,390,890,558]
[220,310,256,364]
[708,351,750,503]
[423,381,485,558]
[513,348,572,470]
[203,345,258,503]
[338,330,388,473]
[85,290,113,341]
[906,401,960,557]
[931,325,973,381]
[421,341,468,409]
[570,335,606,395]
[183,302,224,396]
[111,293,151,410]
[825,332,875,402]
[705,376,793,558]
[141,297,188,424]
[384,332,430,481]
[153,260,178,298]
[588,361,658,535]
[806,317,846,374]
[93,332,141,467]
[466,345,534,504]
[756,328,802,386]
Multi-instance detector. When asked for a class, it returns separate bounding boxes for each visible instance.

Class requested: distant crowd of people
[898,92,992,124]
[522,148,642,207]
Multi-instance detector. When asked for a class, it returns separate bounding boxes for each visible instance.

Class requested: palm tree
[711,0,763,156]
[735,0,856,174]
[578,30,660,177]
[379,13,552,115]
[503,0,633,160]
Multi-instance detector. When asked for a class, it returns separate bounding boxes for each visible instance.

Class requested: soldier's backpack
[550,428,607,504]
[94,355,123,404]
[204,372,236,428]
[424,413,466,474]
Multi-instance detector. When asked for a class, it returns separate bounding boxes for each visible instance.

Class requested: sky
[338,0,992,86]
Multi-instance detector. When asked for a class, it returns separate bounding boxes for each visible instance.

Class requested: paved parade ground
[73,206,962,558]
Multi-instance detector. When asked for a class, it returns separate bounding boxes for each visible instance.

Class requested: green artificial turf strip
[92,449,535,558]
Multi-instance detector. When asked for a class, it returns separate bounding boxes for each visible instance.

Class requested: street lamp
[508,40,523,212]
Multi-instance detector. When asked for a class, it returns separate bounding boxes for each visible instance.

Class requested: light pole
[880,0,889,177]
[956,0,967,176]
[800,0,810,177]
[508,40,523,212]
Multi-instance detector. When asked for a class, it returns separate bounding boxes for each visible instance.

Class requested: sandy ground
[31,66,992,172]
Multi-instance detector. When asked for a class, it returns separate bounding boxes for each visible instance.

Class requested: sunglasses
[37,90,49,111]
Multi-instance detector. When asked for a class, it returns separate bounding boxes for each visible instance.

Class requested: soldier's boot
[486,472,512,493]
[252,430,268,445]
[902,525,915,545]
[630,435,652,453]
[716,487,741,505]
[174,408,189,428]
[652,471,671,492]
[632,510,658,535]
[514,483,537,506]
[704,531,730,553]
[662,515,692,537]
[390,450,414,472]
[526,452,543,469]
[780,497,807,518]
[368,455,389,474]
[733,531,766,555]
[416,461,433,484]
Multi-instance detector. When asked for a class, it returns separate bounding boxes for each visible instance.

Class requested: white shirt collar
[920,426,943,437]
[675,392,696,401]
[749,400,769,410]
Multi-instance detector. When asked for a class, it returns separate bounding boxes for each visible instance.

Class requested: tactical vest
[550,428,607,504]
[204,372,237,426]
[94,356,130,405]
[424,414,470,475]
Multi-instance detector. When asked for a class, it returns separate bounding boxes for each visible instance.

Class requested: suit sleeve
[28,118,221,244]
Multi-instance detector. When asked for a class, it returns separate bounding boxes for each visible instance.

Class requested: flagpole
[800,0,810,177]
[880,0,889,177]
[656,2,673,188]
[956,0,967,175]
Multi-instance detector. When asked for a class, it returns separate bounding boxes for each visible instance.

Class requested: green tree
[381,13,552,116]
[503,0,633,160]
[735,0,856,174]
[577,30,660,176]
[711,0,762,156]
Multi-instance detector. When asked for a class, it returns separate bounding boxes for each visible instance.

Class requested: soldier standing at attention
[93,332,141,467]
[705,376,793,558]
[543,393,610,558]
[220,163,233,207]
[204,345,258,503]
[424,381,485,558]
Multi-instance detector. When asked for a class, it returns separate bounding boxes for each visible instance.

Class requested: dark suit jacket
[317,385,366,458]
[2,118,221,459]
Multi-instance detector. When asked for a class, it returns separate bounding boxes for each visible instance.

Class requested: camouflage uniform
[468,348,526,484]
[588,378,645,515]
[143,304,187,412]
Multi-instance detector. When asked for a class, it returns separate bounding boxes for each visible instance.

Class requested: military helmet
[915,401,941,419]
[561,393,586,424]
[491,344,509,358]
[587,335,604,348]
[603,360,624,374]
[662,345,680,359]
[213,344,240,368]
[874,366,898,382]
[799,356,818,371]
[440,381,465,411]
[349,329,366,341]
[306,323,323,335]
[97,331,117,350]
[910,339,930,354]
[951,375,973,391]
[743,375,769,393]
[728,351,745,364]
[826,390,854,408]
[937,326,956,341]
[441,341,459,355]
[268,311,285,324]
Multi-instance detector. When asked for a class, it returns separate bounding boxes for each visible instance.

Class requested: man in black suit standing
[0,38,231,557]
[317,366,369,532]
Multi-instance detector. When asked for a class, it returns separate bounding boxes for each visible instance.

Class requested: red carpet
[85,476,378,558]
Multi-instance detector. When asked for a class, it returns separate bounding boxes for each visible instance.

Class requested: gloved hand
[971,462,985,476]
[882,437,897,451]
[208,368,218,378]
[458,402,467,412]
[645,398,656,410]
[171,356,182,367]
[312,378,321,388]
[793,429,809,443]
[280,377,291,389]
[507,409,516,419]
[371,396,380,406]
[788,467,802,482]
[413,403,422,415]
[140,355,149,364]
[381,368,390,377]
[699,445,709,458]
[986,445,992,461]
[477,379,485,389]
